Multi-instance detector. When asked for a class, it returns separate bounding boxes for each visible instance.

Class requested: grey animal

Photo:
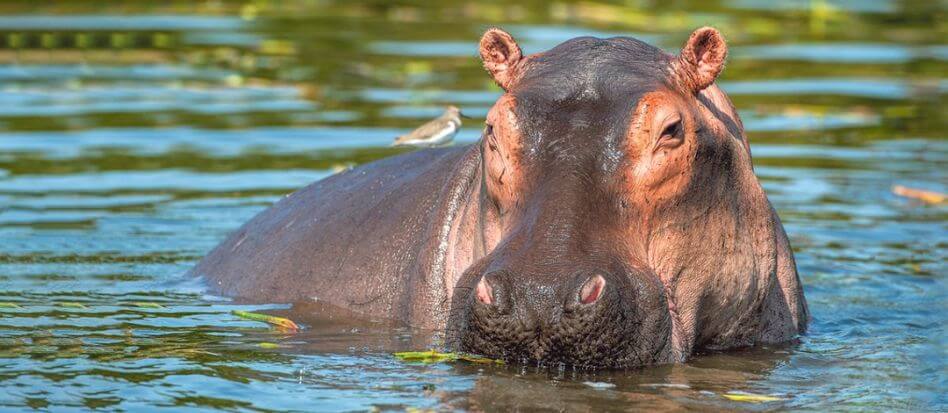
[191,27,808,369]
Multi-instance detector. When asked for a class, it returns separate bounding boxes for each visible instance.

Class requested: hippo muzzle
[448,259,675,368]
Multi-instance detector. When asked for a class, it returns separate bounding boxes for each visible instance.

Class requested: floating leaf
[58,302,87,309]
[130,302,165,309]
[0,302,21,309]
[892,185,946,205]
[723,392,783,403]
[394,350,457,363]
[394,350,503,365]
[231,310,300,331]
[456,353,504,364]
[257,342,281,349]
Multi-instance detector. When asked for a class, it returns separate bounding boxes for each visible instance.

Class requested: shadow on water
[0,0,945,411]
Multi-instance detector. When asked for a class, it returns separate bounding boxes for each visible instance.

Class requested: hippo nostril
[475,276,494,305]
[579,274,606,305]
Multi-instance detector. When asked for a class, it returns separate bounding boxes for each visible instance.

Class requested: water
[0,1,945,411]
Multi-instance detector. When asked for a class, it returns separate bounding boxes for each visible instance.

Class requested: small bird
[392,105,463,147]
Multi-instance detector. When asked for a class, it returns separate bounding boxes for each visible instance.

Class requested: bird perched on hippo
[190,26,808,368]
[392,105,465,147]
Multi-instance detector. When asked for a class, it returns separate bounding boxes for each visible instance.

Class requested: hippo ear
[479,28,523,90]
[676,27,728,93]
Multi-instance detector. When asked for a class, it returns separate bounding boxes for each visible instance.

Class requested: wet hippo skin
[191,27,808,368]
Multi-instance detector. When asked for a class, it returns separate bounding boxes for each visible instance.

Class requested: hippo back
[190,145,480,325]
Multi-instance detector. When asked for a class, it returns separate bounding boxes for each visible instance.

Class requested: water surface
[0,1,945,411]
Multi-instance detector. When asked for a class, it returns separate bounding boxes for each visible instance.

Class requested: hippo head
[446,27,807,368]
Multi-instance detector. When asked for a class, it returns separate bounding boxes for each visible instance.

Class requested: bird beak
[459,112,472,119]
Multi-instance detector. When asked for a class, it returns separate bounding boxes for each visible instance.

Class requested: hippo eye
[656,118,684,150]
[485,124,499,151]
[661,120,681,140]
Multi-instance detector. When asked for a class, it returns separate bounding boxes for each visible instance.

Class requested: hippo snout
[449,266,676,368]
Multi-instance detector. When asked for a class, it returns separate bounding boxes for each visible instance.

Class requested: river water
[0,1,945,411]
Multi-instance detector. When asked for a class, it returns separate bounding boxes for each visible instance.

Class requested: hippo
[191,27,808,368]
